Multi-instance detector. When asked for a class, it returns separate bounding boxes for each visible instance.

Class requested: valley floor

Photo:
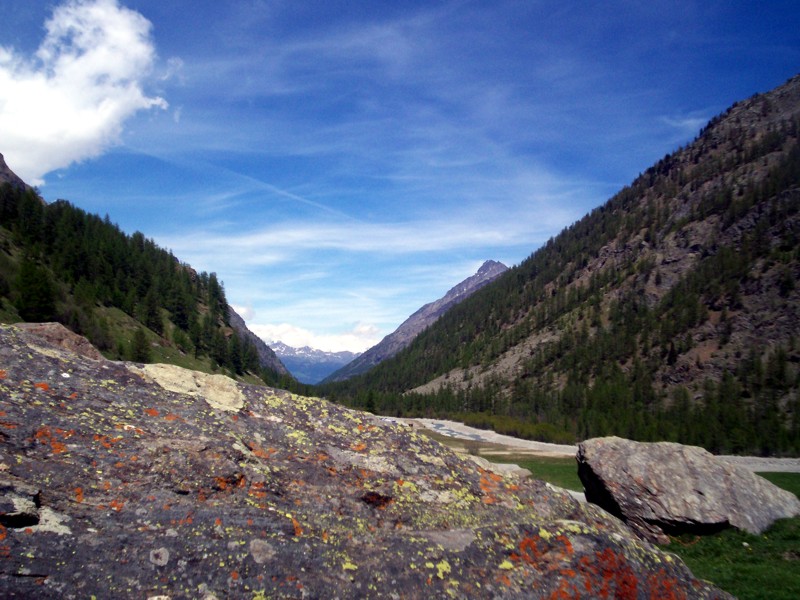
[402,417,800,473]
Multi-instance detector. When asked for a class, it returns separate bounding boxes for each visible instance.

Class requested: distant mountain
[325,74,800,456]
[270,340,359,384]
[324,260,508,382]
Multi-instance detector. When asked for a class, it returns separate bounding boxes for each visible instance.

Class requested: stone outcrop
[0,325,731,598]
[577,436,800,544]
[13,322,106,361]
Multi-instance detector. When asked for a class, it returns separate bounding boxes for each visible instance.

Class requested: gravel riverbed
[401,418,800,473]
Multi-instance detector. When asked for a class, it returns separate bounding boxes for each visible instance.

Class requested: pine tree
[15,258,57,322]
[130,328,151,363]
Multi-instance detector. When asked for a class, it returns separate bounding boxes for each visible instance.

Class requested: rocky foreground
[0,324,730,598]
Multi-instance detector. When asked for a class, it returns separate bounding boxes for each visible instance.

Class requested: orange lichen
[351,442,367,452]
[34,426,69,454]
[0,369,6,379]
[291,517,303,536]
[144,408,159,417]
[34,382,49,391]
[577,547,639,600]
[646,569,683,600]
[74,488,84,503]
[163,413,182,422]
[248,442,277,459]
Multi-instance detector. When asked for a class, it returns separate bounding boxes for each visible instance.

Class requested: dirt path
[401,418,800,473]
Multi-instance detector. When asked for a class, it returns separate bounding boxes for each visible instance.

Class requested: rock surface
[13,322,106,361]
[577,436,800,544]
[0,325,731,598]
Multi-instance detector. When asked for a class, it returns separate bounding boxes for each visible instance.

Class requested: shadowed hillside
[322,75,800,456]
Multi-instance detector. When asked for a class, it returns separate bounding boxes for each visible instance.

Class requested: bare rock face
[0,325,731,598]
[577,436,800,544]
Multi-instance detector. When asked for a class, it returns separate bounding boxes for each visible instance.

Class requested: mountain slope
[270,340,359,384]
[0,168,290,383]
[325,260,508,382]
[326,74,800,455]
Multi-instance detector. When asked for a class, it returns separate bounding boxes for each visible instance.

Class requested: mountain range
[269,340,359,384]
[325,259,508,382]
[322,74,800,456]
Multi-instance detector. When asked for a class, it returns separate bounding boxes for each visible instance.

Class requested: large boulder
[577,436,800,544]
[0,325,731,598]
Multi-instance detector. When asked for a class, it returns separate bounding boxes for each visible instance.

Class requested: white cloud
[0,0,167,184]
[250,322,381,354]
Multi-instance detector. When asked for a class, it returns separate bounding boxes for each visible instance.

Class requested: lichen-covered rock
[578,436,800,544]
[14,322,106,361]
[0,325,731,598]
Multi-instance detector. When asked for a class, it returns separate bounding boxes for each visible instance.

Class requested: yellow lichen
[436,559,451,579]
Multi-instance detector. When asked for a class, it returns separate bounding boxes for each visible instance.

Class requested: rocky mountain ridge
[0,323,730,598]
[418,76,800,402]
[325,260,508,382]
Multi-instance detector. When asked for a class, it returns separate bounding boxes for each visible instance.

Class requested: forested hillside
[321,75,800,456]
[0,179,288,385]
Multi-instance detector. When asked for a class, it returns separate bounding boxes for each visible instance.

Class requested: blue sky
[1,1,798,352]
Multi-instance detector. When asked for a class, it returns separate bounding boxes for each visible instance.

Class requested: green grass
[489,455,583,491]
[758,471,800,497]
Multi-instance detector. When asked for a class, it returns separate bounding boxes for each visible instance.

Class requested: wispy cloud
[0,0,167,183]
